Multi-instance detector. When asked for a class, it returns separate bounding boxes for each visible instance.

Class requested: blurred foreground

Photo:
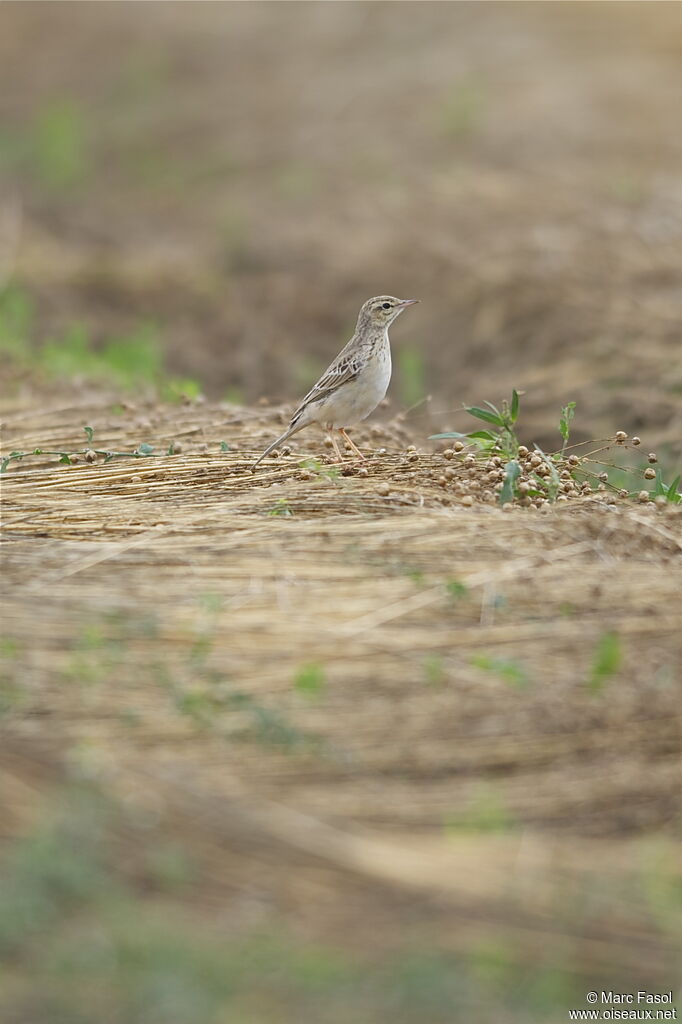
[2,391,681,1022]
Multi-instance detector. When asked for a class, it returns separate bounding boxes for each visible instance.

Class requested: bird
[253,295,419,468]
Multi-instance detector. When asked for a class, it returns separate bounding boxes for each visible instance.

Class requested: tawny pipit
[253,295,419,467]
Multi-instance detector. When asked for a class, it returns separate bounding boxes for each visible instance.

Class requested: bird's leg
[320,424,344,461]
[339,428,365,461]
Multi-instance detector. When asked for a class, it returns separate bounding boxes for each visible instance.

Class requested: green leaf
[667,475,681,503]
[559,401,576,444]
[136,443,154,456]
[465,405,504,427]
[510,389,520,423]
[83,425,94,444]
[499,460,521,505]
[467,430,498,441]
[219,441,231,452]
[293,662,325,699]
[588,631,621,692]
[58,453,72,465]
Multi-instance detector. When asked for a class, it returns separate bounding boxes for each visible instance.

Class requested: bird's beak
[398,298,419,307]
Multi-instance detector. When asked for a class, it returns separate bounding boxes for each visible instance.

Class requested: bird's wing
[290,350,362,425]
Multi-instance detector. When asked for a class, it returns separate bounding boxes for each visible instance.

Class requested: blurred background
[1,1,682,453]
[2,4,682,1023]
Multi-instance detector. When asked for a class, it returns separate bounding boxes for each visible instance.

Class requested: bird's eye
[382,302,391,309]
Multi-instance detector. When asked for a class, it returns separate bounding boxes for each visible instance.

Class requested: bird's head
[359,295,419,329]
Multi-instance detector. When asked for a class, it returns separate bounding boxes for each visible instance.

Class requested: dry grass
[2,392,682,1007]
[2,4,682,1016]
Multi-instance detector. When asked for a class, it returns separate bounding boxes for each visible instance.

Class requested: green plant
[498,460,521,505]
[430,392,681,508]
[471,655,529,688]
[0,285,204,400]
[587,631,622,692]
[423,654,446,686]
[0,98,90,190]
[558,401,576,454]
[293,662,326,699]
[445,579,468,600]
[444,787,516,834]
[649,469,682,505]
[266,499,294,517]
[430,389,521,459]
[0,426,175,474]
[299,457,341,481]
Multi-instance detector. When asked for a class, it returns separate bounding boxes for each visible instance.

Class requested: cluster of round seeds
[425,432,667,511]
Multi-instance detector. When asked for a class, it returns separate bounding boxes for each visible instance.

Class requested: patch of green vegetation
[431,389,521,461]
[275,161,318,200]
[587,631,622,692]
[293,662,326,700]
[266,498,294,517]
[438,78,487,139]
[299,457,341,481]
[0,783,590,1023]
[499,459,521,505]
[423,654,446,686]
[0,284,202,400]
[471,655,529,688]
[0,98,91,190]
[558,401,576,454]
[1,425,171,474]
[397,346,428,408]
[444,787,516,834]
[445,578,468,600]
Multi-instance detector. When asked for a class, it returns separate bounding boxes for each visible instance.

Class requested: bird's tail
[252,422,304,469]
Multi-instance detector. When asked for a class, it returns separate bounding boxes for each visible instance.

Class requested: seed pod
[644,467,656,480]
[647,453,658,464]
[637,490,650,503]
[632,436,641,446]
[598,472,609,483]
[615,431,627,442]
